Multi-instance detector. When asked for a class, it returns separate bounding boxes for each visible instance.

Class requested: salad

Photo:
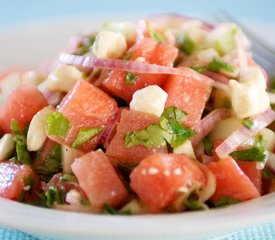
[1,13,275,215]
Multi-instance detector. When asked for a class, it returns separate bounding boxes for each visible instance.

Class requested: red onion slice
[59,53,214,86]
[215,108,275,159]
[191,109,231,147]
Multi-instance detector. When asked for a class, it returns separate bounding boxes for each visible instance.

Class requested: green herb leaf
[10,120,31,165]
[125,72,138,84]
[150,30,164,44]
[160,106,186,125]
[44,186,65,208]
[73,34,95,56]
[46,112,70,139]
[214,196,239,208]
[179,35,195,55]
[207,57,235,73]
[190,66,207,73]
[124,124,166,148]
[230,146,268,162]
[263,168,275,179]
[34,143,62,182]
[102,203,131,215]
[242,119,254,129]
[60,173,77,183]
[202,136,213,156]
[72,127,103,148]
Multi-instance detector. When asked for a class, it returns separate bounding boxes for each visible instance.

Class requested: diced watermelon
[48,80,118,152]
[130,153,206,212]
[208,156,260,203]
[101,37,178,102]
[235,160,262,194]
[0,162,38,200]
[71,149,128,210]
[163,67,213,127]
[0,84,48,133]
[106,109,167,163]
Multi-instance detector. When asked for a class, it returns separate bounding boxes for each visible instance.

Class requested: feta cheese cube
[102,21,137,44]
[229,80,270,118]
[130,85,168,117]
[239,66,267,89]
[92,30,127,59]
[45,64,83,92]
[173,140,195,159]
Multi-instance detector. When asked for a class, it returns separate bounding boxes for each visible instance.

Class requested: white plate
[1,16,275,240]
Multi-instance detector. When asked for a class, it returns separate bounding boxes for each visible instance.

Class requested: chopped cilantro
[150,30,164,44]
[46,112,70,139]
[124,106,194,149]
[202,136,213,156]
[102,203,131,215]
[242,119,254,129]
[72,127,103,148]
[214,196,239,208]
[207,57,235,73]
[191,66,207,73]
[124,124,166,148]
[73,34,95,56]
[263,168,275,179]
[178,35,195,55]
[125,72,138,84]
[230,146,267,162]
[44,186,65,208]
[34,144,62,182]
[10,120,31,165]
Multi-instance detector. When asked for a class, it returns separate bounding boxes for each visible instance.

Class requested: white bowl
[1,16,275,240]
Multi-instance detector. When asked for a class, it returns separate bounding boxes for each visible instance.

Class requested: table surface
[1,0,275,239]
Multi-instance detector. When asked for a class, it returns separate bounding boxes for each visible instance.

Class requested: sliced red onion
[191,109,231,147]
[42,90,64,106]
[194,142,205,161]
[99,109,121,148]
[215,108,275,159]
[59,53,214,85]
[204,71,230,84]
[201,155,214,165]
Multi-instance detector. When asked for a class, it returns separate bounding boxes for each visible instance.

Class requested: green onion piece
[230,146,267,162]
[242,119,254,129]
[124,124,166,148]
[46,112,70,139]
[10,120,31,165]
[150,30,164,44]
[125,72,138,84]
[207,57,235,73]
[214,196,240,208]
[72,127,103,148]
[161,106,186,124]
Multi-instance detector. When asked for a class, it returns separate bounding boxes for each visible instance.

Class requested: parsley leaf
[230,146,268,162]
[10,120,31,165]
[150,30,164,44]
[207,57,235,73]
[125,72,138,84]
[72,127,103,148]
[214,196,239,208]
[124,124,166,148]
[178,35,195,55]
[46,112,70,139]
